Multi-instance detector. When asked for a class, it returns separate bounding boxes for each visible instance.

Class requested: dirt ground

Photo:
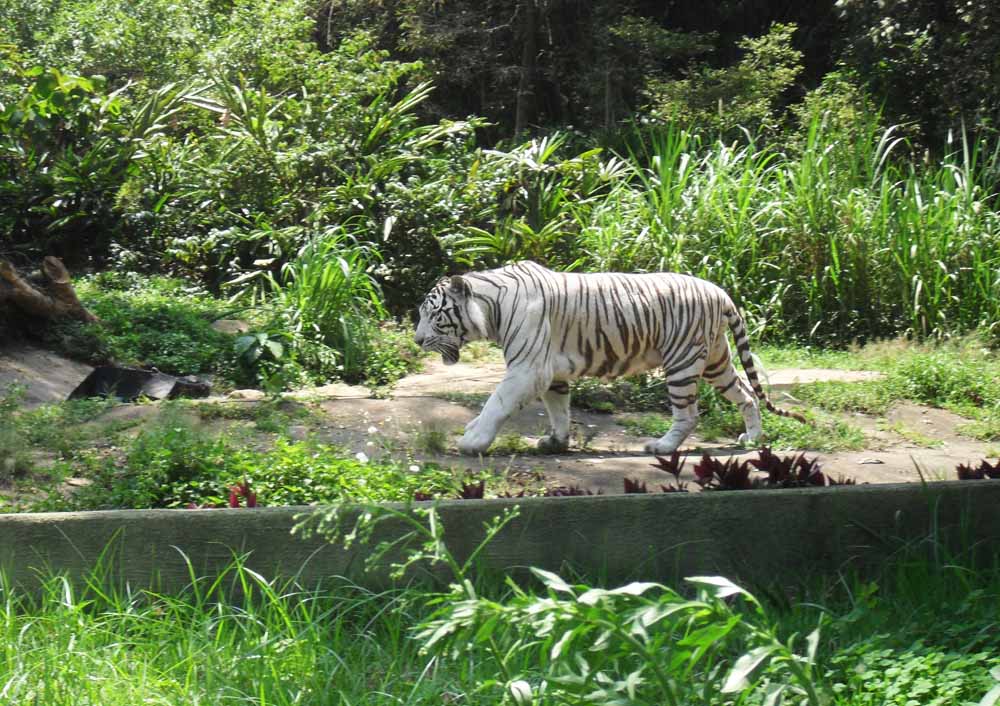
[4,345,994,498]
[290,358,992,493]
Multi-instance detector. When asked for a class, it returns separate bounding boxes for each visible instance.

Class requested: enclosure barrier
[2,481,999,594]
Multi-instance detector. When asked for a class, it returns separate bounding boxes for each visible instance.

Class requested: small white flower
[366,441,374,447]
[408,464,420,473]
[355,452,369,464]
[367,426,378,434]
[509,680,533,705]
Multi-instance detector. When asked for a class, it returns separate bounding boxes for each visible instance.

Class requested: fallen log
[0,256,98,324]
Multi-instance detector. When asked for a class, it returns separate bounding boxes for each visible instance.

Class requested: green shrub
[363,321,423,389]
[259,233,386,384]
[121,28,485,309]
[45,274,239,379]
[0,65,134,258]
[231,234,424,390]
[224,439,461,507]
[4,0,215,86]
[53,413,467,510]
[64,405,231,509]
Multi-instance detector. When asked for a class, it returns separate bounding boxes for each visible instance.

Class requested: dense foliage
[3,0,1000,384]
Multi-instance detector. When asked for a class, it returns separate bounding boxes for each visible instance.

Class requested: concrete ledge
[2,481,999,594]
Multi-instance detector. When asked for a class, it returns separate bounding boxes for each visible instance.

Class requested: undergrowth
[26,404,485,511]
[51,273,241,380]
[792,340,1000,440]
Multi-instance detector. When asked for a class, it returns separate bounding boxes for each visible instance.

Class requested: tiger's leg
[537,380,571,453]
[643,356,706,456]
[458,366,549,455]
[703,346,762,446]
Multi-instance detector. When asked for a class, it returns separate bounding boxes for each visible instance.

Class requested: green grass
[792,380,894,415]
[621,408,866,452]
[411,422,450,455]
[435,391,490,408]
[0,561,475,706]
[1,388,136,481]
[458,341,505,364]
[192,398,314,435]
[789,339,1000,440]
[488,432,536,455]
[1,502,999,705]
[0,496,1000,706]
[583,338,1000,444]
[879,421,944,448]
[10,402,487,511]
[756,344,864,370]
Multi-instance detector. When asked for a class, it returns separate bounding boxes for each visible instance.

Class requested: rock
[69,366,211,402]
[211,319,251,335]
[0,344,94,408]
[229,389,266,401]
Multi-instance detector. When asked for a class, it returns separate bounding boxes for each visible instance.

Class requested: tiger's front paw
[644,439,679,456]
[536,435,569,454]
[736,432,760,447]
[458,430,493,456]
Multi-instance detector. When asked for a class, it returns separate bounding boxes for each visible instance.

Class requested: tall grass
[266,229,386,381]
[529,114,1000,344]
[0,555,464,705]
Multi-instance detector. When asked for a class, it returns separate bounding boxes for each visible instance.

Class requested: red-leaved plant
[651,451,689,492]
[748,447,825,487]
[956,459,1000,480]
[693,454,755,490]
[229,479,258,508]
[623,478,649,494]
[187,479,259,509]
[457,479,486,499]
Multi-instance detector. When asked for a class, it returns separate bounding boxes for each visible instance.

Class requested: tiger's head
[415,275,487,365]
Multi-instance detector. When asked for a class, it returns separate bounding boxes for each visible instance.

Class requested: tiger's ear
[449,275,470,297]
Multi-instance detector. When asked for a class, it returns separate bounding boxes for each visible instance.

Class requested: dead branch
[0,257,99,323]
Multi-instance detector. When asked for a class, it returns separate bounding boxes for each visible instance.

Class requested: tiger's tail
[725,308,808,424]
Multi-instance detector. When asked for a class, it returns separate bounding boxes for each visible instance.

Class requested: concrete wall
[1,481,998,594]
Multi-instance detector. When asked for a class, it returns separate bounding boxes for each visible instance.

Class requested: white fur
[416,263,777,456]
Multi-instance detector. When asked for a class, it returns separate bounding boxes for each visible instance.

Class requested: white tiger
[414,261,805,456]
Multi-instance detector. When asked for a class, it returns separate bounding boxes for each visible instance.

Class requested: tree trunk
[514,0,538,138]
[0,257,99,323]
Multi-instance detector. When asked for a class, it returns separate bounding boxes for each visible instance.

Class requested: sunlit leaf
[721,645,776,692]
